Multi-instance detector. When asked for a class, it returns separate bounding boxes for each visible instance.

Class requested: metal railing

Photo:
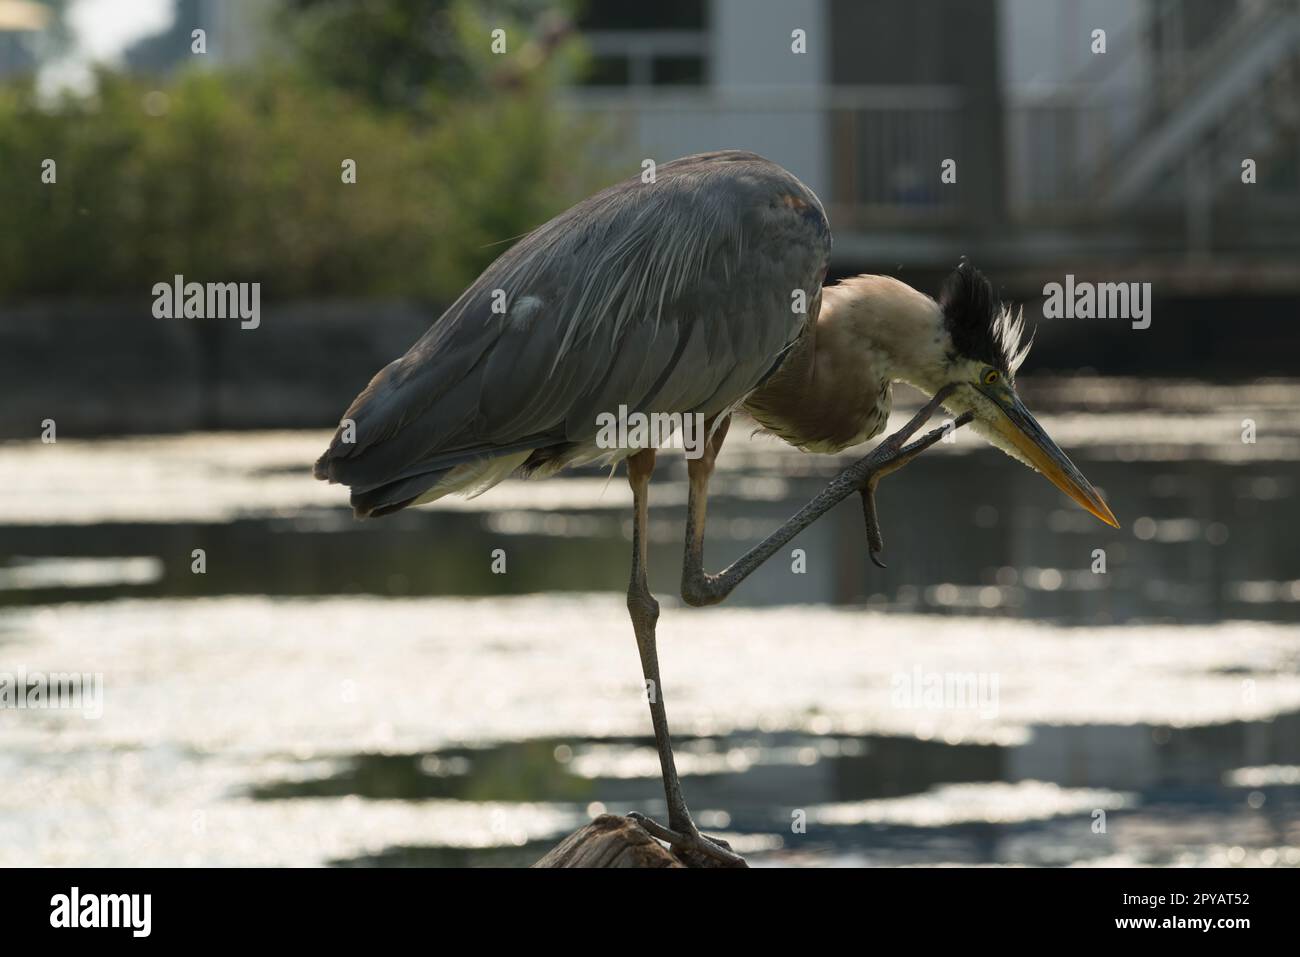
[824,86,964,228]
[562,50,1300,257]
[561,85,966,228]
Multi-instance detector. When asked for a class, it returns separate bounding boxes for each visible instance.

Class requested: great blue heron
[314,150,1118,867]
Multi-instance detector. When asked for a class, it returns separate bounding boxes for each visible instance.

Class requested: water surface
[2,377,1298,866]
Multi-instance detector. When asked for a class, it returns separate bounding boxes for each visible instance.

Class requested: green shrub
[0,62,606,302]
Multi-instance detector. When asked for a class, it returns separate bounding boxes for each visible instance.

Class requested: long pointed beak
[982,387,1120,529]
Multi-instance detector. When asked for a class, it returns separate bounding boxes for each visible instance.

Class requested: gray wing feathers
[314,151,829,497]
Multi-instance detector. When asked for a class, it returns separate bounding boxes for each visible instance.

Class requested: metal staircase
[1101,0,1300,205]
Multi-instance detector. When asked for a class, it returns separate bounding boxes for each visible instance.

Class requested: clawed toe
[627,812,748,868]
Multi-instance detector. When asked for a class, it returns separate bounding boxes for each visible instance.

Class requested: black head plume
[939,260,1031,377]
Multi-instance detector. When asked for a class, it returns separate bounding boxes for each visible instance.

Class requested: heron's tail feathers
[347,469,451,518]
[322,450,533,519]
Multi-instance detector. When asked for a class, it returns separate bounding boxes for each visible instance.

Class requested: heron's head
[931,262,1119,529]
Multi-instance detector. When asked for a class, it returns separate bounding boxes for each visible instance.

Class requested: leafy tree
[279,0,580,114]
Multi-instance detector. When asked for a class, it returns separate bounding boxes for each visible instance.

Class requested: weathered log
[533,815,685,868]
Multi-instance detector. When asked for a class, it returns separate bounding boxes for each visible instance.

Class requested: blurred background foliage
[0,0,607,302]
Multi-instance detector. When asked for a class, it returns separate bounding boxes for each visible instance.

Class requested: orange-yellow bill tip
[992,397,1120,530]
[1034,451,1119,529]
[1079,488,1120,529]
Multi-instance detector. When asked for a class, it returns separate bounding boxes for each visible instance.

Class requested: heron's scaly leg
[623,449,746,867]
[681,385,973,605]
[680,416,731,606]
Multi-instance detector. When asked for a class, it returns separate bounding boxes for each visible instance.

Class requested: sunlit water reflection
[1,377,1298,866]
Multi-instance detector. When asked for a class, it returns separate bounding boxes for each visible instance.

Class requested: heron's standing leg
[624,450,682,819]
[623,448,745,868]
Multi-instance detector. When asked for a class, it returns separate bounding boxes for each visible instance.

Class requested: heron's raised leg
[680,416,732,606]
[681,385,973,606]
[622,449,745,868]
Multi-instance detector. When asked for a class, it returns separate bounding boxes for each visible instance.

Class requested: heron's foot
[854,407,977,568]
[860,481,887,568]
[627,811,748,868]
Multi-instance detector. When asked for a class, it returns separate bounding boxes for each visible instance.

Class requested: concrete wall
[0,301,435,439]
[4,289,1294,440]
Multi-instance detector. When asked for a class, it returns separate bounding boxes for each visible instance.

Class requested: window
[575,0,708,88]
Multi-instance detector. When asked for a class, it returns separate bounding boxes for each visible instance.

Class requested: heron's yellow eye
[983,370,1000,385]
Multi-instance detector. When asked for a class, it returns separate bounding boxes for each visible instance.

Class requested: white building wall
[198,0,274,64]
[998,0,1151,208]
[999,0,1148,93]
[581,0,831,201]
[706,0,829,197]
[711,0,826,89]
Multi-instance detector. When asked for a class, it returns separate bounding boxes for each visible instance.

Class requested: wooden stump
[533,815,685,868]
